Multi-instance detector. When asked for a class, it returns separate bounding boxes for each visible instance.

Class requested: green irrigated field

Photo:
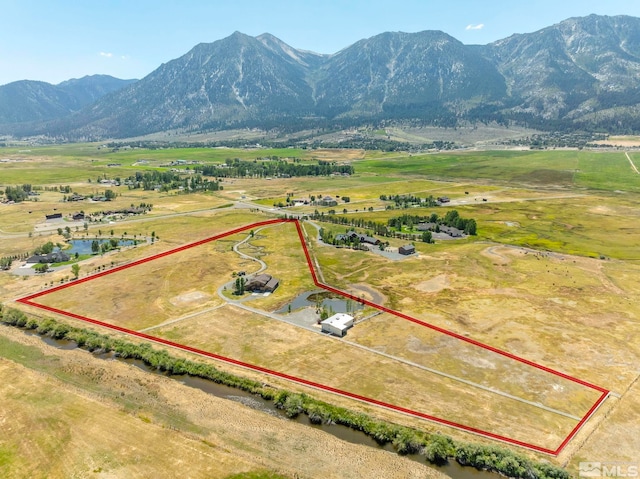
[354,150,640,192]
[0,144,363,186]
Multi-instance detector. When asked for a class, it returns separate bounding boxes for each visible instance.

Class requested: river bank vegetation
[0,306,568,479]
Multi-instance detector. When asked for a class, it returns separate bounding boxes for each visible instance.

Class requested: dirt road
[625,151,640,174]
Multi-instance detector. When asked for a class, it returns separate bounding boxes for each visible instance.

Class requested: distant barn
[399,244,416,255]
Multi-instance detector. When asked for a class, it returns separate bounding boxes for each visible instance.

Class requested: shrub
[282,394,304,418]
[392,427,423,455]
[424,434,455,465]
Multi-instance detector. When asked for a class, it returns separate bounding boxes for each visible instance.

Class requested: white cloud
[466,24,485,31]
[99,52,113,58]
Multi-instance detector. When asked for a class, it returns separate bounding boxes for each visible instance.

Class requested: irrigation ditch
[0,307,570,479]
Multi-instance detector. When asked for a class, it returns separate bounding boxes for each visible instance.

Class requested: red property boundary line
[16,218,609,456]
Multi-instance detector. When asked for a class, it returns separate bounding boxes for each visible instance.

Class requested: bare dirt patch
[596,137,640,147]
[170,290,211,306]
[588,205,616,215]
[310,148,365,161]
[415,274,450,293]
[348,282,386,304]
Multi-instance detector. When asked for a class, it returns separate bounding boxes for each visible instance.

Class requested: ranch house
[245,274,280,293]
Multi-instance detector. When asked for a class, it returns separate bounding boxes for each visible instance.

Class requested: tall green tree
[464,219,477,235]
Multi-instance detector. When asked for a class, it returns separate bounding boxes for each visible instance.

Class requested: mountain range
[2,14,640,139]
[0,75,136,125]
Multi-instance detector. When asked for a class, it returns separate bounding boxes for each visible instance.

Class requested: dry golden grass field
[29,222,606,451]
[0,325,439,479]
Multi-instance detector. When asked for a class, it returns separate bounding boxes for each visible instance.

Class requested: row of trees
[388,210,477,236]
[233,277,246,295]
[308,137,456,152]
[124,171,221,193]
[4,184,74,200]
[379,194,438,208]
[321,226,433,248]
[198,158,354,178]
[310,209,477,239]
[319,227,375,249]
[0,310,570,479]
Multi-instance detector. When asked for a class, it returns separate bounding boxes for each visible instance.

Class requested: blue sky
[1,0,639,86]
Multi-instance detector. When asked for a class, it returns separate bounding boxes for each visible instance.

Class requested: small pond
[63,239,137,255]
[276,290,364,314]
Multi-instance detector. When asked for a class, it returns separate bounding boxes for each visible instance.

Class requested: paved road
[1,187,588,241]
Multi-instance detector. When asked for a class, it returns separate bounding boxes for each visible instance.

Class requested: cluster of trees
[311,211,397,237]
[56,226,77,239]
[61,189,116,201]
[2,185,30,202]
[309,137,456,152]
[41,185,70,192]
[0,184,67,202]
[0,257,12,270]
[104,134,452,152]
[123,171,221,193]
[388,210,477,236]
[0,310,570,479]
[83,203,153,220]
[198,158,354,178]
[319,227,389,249]
[91,238,127,254]
[379,194,438,208]
[103,189,117,200]
[499,132,609,149]
[34,241,56,255]
[1,251,37,264]
[310,209,477,239]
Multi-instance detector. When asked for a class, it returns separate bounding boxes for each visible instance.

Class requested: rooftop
[321,313,354,329]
